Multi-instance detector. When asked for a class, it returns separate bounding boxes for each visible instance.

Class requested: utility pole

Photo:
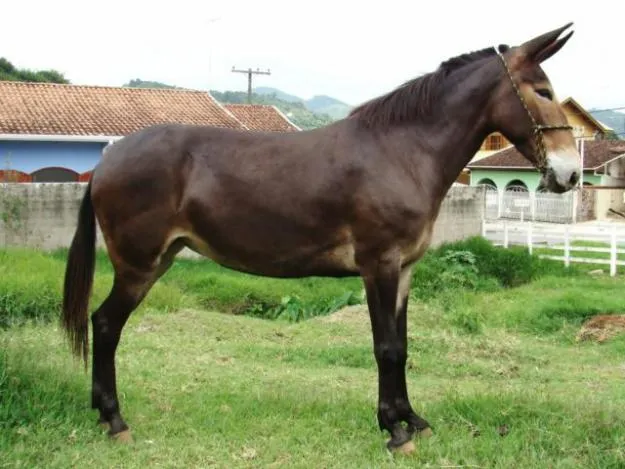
[231,66,271,103]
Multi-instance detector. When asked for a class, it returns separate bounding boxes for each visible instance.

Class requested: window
[573,125,586,138]
[483,134,507,151]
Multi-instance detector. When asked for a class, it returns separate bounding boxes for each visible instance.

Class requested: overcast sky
[2,0,623,111]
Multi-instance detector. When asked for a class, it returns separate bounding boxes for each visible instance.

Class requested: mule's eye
[536,88,553,100]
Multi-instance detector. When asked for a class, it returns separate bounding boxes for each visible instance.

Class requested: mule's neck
[389,56,503,192]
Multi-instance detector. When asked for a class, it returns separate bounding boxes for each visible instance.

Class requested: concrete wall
[594,188,625,220]
[0,183,106,249]
[430,185,485,246]
[0,182,486,254]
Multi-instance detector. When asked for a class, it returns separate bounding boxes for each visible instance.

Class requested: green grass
[1,240,625,467]
[1,246,364,327]
[2,304,625,467]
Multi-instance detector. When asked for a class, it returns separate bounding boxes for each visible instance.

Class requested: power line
[583,106,625,114]
[231,66,271,104]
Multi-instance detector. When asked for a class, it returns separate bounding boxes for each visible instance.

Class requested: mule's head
[490,23,580,194]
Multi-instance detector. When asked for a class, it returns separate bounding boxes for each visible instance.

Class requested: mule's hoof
[110,429,133,443]
[417,427,433,438]
[390,439,416,455]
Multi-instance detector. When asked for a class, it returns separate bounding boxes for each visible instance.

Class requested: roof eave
[270,105,302,131]
[0,133,122,143]
[468,166,535,170]
[561,96,611,133]
[590,152,625,170]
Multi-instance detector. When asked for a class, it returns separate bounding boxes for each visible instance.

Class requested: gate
[481,183,500,219]
[533,188,574,223]
[482,185,576,223]
[501,185,531,220]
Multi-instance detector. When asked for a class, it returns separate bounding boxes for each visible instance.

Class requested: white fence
[482,220,625,276]
[482,184,576,224]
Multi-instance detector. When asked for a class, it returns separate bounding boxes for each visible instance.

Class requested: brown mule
[62,23,580,452]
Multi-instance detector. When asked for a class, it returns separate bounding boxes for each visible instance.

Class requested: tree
[0,57,70,84]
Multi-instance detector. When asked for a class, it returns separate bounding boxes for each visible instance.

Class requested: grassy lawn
[2,239,625,468]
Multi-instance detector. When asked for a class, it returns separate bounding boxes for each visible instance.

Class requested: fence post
[504,221,509,248]
[564,226,570,268]
[527,222,533,255]
[610,225,617,277]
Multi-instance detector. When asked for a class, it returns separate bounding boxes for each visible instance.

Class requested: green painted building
[469,168,602,192]
[467,140,623,193]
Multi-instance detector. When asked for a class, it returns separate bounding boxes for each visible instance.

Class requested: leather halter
[495,49,573,172]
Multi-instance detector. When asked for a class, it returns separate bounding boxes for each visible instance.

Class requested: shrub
[410,236,580,303]
[244,291,361,322]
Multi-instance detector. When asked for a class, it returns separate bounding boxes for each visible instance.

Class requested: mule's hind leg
[91,273,147,440]
[92,244,180,441]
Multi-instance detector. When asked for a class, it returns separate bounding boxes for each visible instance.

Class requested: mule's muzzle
[539,150,582,193]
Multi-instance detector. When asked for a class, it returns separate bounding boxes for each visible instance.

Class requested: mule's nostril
[569,171,579,185]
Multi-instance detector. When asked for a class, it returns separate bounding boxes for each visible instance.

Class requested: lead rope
[494,47,572,173]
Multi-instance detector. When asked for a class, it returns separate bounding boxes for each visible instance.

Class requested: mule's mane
[349,44,510,128]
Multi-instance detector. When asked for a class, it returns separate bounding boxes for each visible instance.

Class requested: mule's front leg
[394,266,431,439]
[362,258,430,452]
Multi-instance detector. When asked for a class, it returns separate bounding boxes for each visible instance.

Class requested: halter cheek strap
[495,48,573,172]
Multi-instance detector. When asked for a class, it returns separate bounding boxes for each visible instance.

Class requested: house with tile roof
[459,97,625,221]
[468,140,625,221]
[472,97,613,163]
[0,81,299,183]
[455,96,616,189]
[468,140,625,191]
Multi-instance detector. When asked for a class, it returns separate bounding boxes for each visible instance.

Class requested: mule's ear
[519,22,574,63]
[534,30,574,63]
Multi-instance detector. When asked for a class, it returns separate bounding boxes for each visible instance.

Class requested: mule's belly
[178,227,360,278]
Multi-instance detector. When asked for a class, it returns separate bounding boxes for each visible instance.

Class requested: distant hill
[254,86,353,120]
[210,90,335,130]
[254,86,302,104]
[123,78,181,89]
[590,109,625,139]
[122,79,337,130]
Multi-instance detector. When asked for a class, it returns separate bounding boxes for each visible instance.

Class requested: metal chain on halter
[495,47,573,172]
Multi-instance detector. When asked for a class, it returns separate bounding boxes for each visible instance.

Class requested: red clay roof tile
[223,104,300,132]
[468,140,625,170]
[0,81,245,136]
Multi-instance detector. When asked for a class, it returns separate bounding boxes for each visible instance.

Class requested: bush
[410,236,580,303]
[244,291,362,322]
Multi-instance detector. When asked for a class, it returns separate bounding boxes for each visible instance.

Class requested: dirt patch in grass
[316,305,368,325]
[576,314,625,343]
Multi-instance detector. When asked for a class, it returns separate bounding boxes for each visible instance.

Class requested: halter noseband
[495,48,573,172]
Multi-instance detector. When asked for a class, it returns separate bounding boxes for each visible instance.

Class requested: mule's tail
[62,181,96,369]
